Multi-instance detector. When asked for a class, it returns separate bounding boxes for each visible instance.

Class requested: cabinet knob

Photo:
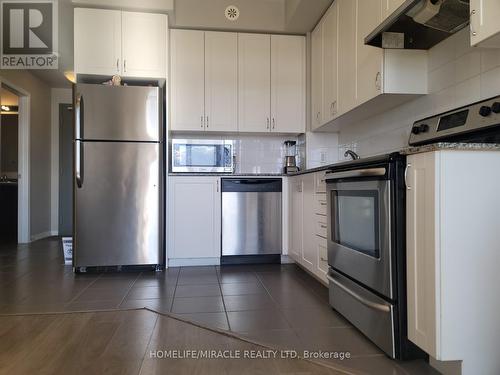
[201,115,204,128]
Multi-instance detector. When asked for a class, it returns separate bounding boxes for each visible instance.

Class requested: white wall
[0,70,52,239]
[337,27,500,160]
[51,88,73,234]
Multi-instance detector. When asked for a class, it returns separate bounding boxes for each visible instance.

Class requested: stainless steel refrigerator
[73,83,163,271]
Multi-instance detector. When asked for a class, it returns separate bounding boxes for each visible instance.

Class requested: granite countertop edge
[401,142,500,155]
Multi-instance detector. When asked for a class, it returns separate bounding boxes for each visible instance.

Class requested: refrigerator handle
[75,140,84,188]
[75,93,84,139]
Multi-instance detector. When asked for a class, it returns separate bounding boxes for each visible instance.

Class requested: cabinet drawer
[314,195,327,215]
[316,219,327,238]
[317,239,328,273]
[315,171,327,193]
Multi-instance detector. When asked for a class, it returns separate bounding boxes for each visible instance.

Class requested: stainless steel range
[326,94,500,360]
[326,153,417,359]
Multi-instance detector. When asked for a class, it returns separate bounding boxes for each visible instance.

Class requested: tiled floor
[0,309,345,375]
[0,237,438,374]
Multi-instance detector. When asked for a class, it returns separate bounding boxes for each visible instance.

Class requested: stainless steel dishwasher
[221,178,282,264]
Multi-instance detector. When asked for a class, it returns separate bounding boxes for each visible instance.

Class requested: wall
[337,27,500,160]
[0,70,52,239]
[170,133,299,174]
[51,88,73,234]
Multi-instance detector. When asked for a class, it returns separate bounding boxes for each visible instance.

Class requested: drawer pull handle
[320,224,327,229]
[320,257,328,262]
[320,202,327,206]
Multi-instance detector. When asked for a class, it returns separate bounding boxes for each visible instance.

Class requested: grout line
[137,309,160,374]
[66,273,103,304]
[117,272,142,308]
[168,267,180,313]
[215,266,231,331]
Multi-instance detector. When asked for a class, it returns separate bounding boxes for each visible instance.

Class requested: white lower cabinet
[167,177,221,264]
[406,151,500,374]
[288,172,328,284]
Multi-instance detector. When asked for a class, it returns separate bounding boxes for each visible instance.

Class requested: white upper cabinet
[337,0,357,115]
[74,8,121,76]
[381,0,406,21]
[310,0,427,131]
[321,3,338,124]
[74,8,167,79]
[204,32,238,132]
[311,21,323,130]
[121,12,167,78]
[271,35,306,134]
[170,30,205,131]
[356,0,383,106]
[470,0,500,47]
[238,33,271,133]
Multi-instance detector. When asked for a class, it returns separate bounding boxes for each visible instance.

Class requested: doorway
[0,87,20,244]
[58,104,73,236]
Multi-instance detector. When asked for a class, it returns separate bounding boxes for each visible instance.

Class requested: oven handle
[326,273,391,313]
[325,167,386,180]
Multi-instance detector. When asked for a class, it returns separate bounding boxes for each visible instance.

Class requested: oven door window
[332,190,380,259]
[174,144,220,167]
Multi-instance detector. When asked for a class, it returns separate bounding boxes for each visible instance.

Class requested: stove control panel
[409,95,500,145]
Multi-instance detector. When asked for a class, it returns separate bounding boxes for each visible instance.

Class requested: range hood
[365,0,470,49]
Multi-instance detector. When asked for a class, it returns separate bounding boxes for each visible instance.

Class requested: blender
[283,140,299,174]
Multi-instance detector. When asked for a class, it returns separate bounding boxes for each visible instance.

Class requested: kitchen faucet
[344,150,360,160]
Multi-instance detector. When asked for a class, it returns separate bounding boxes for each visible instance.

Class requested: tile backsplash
[337,27,500,159]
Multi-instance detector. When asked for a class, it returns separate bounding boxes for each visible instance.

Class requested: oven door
[327,175,393,300]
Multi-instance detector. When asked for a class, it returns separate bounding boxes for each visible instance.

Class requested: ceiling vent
[225,5,240,21]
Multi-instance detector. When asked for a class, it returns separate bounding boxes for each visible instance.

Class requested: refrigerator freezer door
[75,83,161,142]
[74,141,161,267]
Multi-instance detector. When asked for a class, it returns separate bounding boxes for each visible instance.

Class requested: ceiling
[0,88,19,106]
[30,0,333,88]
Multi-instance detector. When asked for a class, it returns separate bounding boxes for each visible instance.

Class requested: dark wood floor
[0,238,438,375]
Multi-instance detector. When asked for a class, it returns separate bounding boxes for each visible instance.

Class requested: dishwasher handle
[221,178,282,193]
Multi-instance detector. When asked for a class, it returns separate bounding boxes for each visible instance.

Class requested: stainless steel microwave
[171,139,234,173]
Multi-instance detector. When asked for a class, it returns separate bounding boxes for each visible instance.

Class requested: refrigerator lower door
[74,141,161,267]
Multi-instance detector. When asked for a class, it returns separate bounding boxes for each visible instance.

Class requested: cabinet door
[122,12,167,78]
[74,8,121,76]
[337,0,357,115]
[382,0,405,20]
[406,153,439,357]
[322,3,338,124]
[311,22,323,130]
[356,0,383,106]
[470,0,500,47]
[301,174,317,271]
[238,33,271,133]
[170,30,205,131]
[204,32,238,132]
[169,177,221,259]
[289,177,303,262]
[271,35,305,134]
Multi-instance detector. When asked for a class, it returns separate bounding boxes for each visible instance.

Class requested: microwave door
[327,180,393,299]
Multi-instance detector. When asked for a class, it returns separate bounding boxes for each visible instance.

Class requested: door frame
[0,78,31,243]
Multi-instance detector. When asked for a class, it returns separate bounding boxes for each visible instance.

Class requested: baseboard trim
[168,257,221,267]
[31,230,58,242]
